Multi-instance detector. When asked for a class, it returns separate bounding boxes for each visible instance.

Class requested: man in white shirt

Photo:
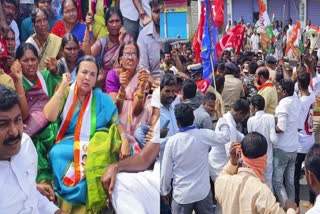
[2,0,20,49]
[247,94,277,190]
[250,30,260,54]
[273,79,302,207]
[160,103,230,214]
[305,144,320,214]
[209,98,248,181]
[294,72,316,207]
[0,84,62,213]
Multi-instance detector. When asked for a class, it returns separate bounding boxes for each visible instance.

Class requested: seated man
[0,84,63,213]
[215,132,297,214]
[101,119,160,213]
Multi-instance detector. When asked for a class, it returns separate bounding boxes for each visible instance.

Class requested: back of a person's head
[250,94,265,111]
[241,132,267,159]
[214,75,225,94]
[257,66,269,80]
[232,98,250,114]
[160,73,176,90]
[0,84,19,111]
[305,144,320,182]
[203,92,216,103]
[248,62,258,75]
[174,103,194,127]
[279,79,295,96]
[297,72,311,90]
[182,79,197,99]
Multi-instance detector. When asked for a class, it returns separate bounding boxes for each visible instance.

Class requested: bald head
[255,66,269,85]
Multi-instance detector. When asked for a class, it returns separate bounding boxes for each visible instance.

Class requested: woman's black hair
[61,0,77,14]
[117,40,140,64]
[61,33,79,49]
[16,43,39,60]
[105,7,123,25]
[31,8,49,25]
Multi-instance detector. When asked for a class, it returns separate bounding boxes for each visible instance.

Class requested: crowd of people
[0,0,161,213]
[159,16,320,214]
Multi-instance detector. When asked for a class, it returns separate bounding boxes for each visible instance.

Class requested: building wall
[190,0,199,39]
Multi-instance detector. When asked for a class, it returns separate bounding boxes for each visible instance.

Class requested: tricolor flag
[286,20,301,60]
[258,0,275,52]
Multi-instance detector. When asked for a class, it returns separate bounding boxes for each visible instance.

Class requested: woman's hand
[119,69,129,88]
[118,27,127,44]
[137,69,149,89]
[61,72,71,89]
[45,57,57,73]
[119,138,130,160]
[10,60,23,82]
[85,12,93,28]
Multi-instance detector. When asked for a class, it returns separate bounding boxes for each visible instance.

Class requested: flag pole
[207,0,217,93]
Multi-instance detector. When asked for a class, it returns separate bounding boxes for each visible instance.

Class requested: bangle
[54,92,63,100]
[116,95,124,101]
[83,40,89,43]
[114,163,120,173]
[136,91,144,99]
[121,133,129,140]
[18,94,25,98]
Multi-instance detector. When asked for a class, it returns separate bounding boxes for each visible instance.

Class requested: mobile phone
[162,120,170,129]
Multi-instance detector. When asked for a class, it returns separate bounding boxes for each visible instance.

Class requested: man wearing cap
[222,62,245,112]
[265,55,277,82]
[188,63,214,94]
[255,66,278,114]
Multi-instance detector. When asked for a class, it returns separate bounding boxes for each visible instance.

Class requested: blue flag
[201,0,217,82]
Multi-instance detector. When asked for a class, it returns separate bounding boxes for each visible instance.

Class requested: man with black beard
[137,0,160,82]
[0,84,65,214]
[255,66,278,115]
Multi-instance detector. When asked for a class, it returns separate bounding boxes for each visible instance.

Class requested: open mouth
[4,139,19,146]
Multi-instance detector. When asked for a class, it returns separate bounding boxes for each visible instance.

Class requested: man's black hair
[241,132,267,159]
[297,72,311,90]
[279,79,295,96]
[160,73,177,90]
[232,98,250,114]
[174,103,194,127]
[305,144,320,181]
[182,79,197,99]
[0,84,19,111]
[203,92,216,103]
[250,94,265,111]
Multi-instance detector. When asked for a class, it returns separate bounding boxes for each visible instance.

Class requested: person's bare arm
[10,61,29,120]
[132,0,152,26]
[43,73,70,122]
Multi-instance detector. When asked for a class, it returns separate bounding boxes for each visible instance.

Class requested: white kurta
[0,133,58,213]
[112,120,160,214]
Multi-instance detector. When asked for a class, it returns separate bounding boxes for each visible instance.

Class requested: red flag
[192,3,205,63]
[216,24,245,58]
[213,0,224,27]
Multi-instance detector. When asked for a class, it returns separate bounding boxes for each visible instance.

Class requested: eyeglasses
[64,8,77,15]
[123,52,137,58]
